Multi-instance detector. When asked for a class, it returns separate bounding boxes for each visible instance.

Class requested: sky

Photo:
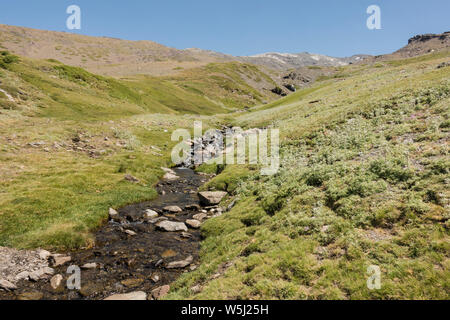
[0,0,449,57]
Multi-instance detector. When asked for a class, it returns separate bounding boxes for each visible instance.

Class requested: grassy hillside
[0,51,275,249]
[166,52,450,299]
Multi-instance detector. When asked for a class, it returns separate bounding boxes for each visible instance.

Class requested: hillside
[166,50,450,300]
[0,24,369,78]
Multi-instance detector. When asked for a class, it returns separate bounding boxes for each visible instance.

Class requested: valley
[0,25,449,300]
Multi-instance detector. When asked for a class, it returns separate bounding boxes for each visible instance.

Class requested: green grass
[166,52,450,300]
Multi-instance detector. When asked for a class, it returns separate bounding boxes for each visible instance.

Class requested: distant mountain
[238,52,370,70]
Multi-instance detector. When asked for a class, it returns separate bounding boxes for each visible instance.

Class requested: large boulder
[198,191,227,206]
[156,221,188,232]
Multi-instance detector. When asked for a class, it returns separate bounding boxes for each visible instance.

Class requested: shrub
[0,51,19,69]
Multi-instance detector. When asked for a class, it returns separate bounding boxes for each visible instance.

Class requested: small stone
[166,256,193,269]
[151,285,170,300]
[51,255,71,267]
[192,213,207,221]
[181,232,192,239]
[50,274,63,289]
[156,221,188,232]
[0,279,17,291]
[81,263,97,270]
[104,291,147,300]
[38,249,51,260]
[124,174,139,183]
[15,271,30,281]
[191,284,202,294]
[144,209,159,219]
[151,274,160,283]
[109,208,119,218]
[163,206,182,213]
[124,229,137,236]
[186,219,201,229]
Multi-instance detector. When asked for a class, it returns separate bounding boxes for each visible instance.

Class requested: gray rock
[124,229,137,236]
[198,191,227,206]
[156,221,188,232]
[81,263,97,270]
[193,213,207,221]
[104,291,147,300]
[163,206,183,213]
[109,208,119,218]
[38,249,51,260]
[186,219,201,229]
[144,209,159,219]
[166,255,193,269]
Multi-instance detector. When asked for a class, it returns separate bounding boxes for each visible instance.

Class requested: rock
[181,232,192,239]
[148,217,168,224]
[186,219,201,229]
[79,283,103,297]
[109,208,119,218]
[15,271,30,281]
[198,191,227,206]
[166,255,193,269]
[163,206,183,213]
[163,173,179,181]
[193,213,207,221]
[17,291,44,300]
[151,285,170,300]
[104,291,147,300]
[38,249,51,260]
[50,255,71,267]
[191,285,202,294]
[144,209,159,219]
[156,221,188,232]
[121,278,144,288]
[124,229,137,236]
[185,204,201,211]
[0,279,17,291]
[150,274,160,283]
[50,274,63,289]
[29,267,54,281]
[81,263,97,270]
[124,174,139,183]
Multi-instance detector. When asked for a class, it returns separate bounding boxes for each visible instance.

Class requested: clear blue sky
[0,0,448,57]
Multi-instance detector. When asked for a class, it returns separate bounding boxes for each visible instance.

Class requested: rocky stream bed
[0,168,228,300]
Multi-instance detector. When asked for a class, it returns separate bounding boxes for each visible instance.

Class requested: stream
[0,168,214,300]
